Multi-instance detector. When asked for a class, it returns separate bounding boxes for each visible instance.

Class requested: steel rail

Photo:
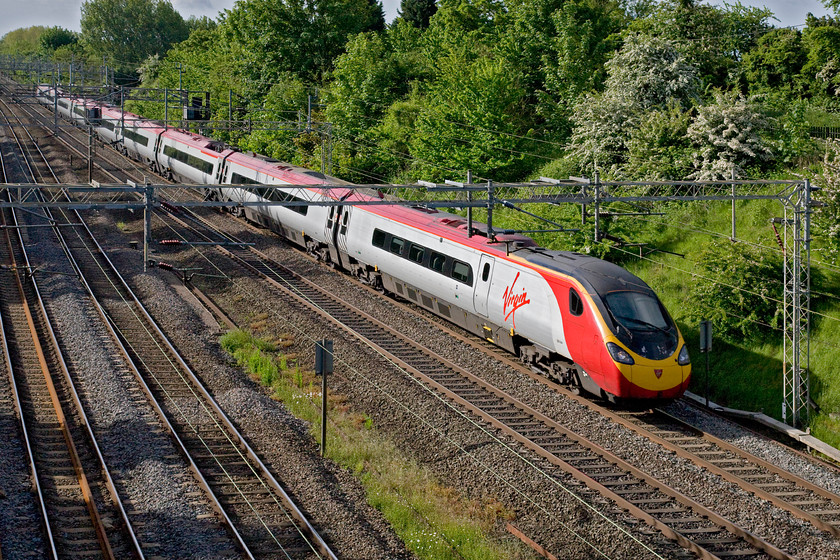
[0,203,57,559]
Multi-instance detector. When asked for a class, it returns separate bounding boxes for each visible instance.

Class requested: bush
[688,240,783,342]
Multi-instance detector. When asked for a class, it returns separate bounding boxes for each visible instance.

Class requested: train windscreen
[604,291,678,360]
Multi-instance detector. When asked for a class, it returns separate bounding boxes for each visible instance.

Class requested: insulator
[161,200,179,213]
[159,239,182,245]
[157,262,174,271]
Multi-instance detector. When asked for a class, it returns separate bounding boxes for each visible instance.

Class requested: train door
[474,254,495,316]
[336,206,351,255]
[323,205,350,268]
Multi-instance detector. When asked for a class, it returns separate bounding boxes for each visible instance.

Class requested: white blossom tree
[687,91,773,180]
[815,140,840,262]
[605,32,699,110]
[566,33,698,175]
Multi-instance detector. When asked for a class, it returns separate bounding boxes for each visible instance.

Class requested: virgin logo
[503,272,530,328]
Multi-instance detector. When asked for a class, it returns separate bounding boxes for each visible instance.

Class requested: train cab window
[481,263,490,282]
[390,236,405,255]
[569,289,584,316]
[372,229,387,248]
[408,244,425,264]
[430,251,446,273]
[452,260,473,285]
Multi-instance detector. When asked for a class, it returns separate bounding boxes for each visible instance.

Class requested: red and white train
[37,85,691,401]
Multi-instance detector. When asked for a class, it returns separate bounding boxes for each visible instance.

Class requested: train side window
[452,260,473,286]
[481,263,490,282]
[429,251,446,273]
[390,236,405,255]
[408,244,425,264]
[372,229,387,249]
[569,289,583,316]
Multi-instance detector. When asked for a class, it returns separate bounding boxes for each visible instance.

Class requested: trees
[80,0,189,71]
[565,33,698,177]
[0,27,47,56]
[223,0,386,87]
[742,28,806,95]
[802,16,840,98]
[629,0,772,90]
[40,27,79,52]
[604,32,698,110]
[399,0,438,28]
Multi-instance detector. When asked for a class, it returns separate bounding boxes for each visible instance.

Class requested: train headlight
[677,345,691,366]
[606,342,634,365]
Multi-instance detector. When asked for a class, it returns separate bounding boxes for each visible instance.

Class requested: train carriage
[156,129,230,184]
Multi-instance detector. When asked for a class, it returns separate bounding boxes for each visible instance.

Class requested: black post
[315,339,333,456]
[699,320,712,407]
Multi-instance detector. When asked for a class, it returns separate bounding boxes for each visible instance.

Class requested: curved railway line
[0,84,337,560]
[4,78,840,558]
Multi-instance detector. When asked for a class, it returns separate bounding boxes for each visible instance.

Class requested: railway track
[0,99,140,559]
[0,88,337,559]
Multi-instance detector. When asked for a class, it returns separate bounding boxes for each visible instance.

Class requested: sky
[0,0,831,41]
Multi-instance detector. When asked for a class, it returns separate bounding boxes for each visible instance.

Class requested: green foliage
[802,16,840,99]
[81,0,189,72]
[566,33,697,177]
[325,23,429,180]
[605,32,698,110]
[567,92,639,175]
[759,95,814,166]
[626,101,694,180]
[629,0,773,90]
[223,0,385,87]
[399,0,438,28]
[742,28,806,96]
[0,26,48,56]
[410,53,537,181]
[40,27,79,52]
[541,0,626,102]
[220,329,276,354]
[688,240,783,343]
[813,140,840,264]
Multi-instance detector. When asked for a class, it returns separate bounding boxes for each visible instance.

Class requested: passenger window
[390,237,405,255]
[430,252,446,272]
[452,260,472,285]
[372,229,386,248]
[482,263,490,282]
[570,289,584,316]
[408,244,425,264]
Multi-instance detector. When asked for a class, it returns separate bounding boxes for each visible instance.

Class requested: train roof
[161,128,230,153]
[514,248,654,297]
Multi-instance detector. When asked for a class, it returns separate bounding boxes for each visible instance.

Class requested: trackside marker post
[700,320,712,407]
[315,340,333,456]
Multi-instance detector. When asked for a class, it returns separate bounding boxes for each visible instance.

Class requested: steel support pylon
[782,180,812,428]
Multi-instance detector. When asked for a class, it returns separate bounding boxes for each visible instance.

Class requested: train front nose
[627,361,691,399]
[606,341,692,399]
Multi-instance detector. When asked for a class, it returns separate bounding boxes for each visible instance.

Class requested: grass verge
[220,327,533,560]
